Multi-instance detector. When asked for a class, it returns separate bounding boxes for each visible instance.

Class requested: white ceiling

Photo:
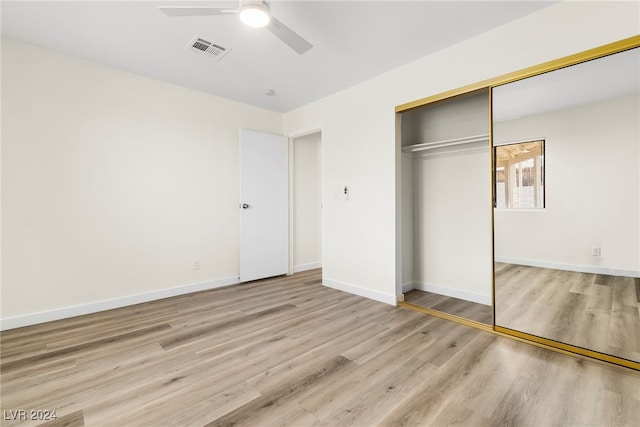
[1,1,556,112]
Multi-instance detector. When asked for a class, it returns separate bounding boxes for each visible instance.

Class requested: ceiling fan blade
[158,6,237,17]
[267,17,313,55]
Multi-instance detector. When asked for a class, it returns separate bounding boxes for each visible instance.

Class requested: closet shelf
[402,134,490,153]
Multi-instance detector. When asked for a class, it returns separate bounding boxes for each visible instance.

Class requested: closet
[395,35,639,371]
[399,89,493,324]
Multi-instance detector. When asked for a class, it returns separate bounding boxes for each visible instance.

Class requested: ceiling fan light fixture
[239,2,271,28]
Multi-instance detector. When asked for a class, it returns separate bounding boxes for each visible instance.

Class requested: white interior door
[240,129,289,282]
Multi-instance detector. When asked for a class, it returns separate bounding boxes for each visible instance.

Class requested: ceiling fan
[158,0,313,55]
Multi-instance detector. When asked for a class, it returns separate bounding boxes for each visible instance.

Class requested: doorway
[291,131,322,273]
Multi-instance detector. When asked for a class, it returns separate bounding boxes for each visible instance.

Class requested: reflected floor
[495,262,640,362]
[404,290,492,324]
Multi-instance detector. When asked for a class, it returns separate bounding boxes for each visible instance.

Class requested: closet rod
[402,134,489,153]
[413,146,488,158]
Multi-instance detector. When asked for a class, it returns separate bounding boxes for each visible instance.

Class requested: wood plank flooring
[495,263,640,362]
[404,290,493,324]
[1,269,639,426]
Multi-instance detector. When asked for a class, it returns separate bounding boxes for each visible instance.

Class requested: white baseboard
[0,276,240,331]
[495,257,640,278]
[323,278,397,306]
[293,262,323,273]
[411,281,492,306]
[402,282,415,293]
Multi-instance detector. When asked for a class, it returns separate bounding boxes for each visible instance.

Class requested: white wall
[1,39,283,328]
[293,132,322,272]
[283,1,639,303]
[411,148,492,304]
[494,94,640,275]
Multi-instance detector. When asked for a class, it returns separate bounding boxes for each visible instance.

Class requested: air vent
[186,36,230,61]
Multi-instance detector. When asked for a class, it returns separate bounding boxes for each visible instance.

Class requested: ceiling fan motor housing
[239,0,271,28]
[241,0,269,7]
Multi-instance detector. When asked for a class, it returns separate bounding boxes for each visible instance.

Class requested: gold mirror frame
[397,34,640,371]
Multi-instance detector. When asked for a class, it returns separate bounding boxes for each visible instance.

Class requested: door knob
[241,203,250,209]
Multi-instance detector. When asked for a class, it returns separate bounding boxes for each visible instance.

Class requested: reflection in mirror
[493,47,640,362]
[495,140,545,209]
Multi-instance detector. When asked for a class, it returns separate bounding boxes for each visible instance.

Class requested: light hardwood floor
[404,290,493,324]
[1,269,639,426]
[495,263,640,363]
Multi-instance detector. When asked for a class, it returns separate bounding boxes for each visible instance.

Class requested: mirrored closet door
[492,47,640,364]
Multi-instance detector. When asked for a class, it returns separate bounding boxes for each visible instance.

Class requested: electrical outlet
[591,246,601,257]
[193,259,201,270]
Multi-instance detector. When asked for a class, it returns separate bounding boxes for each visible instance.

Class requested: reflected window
[495,140,544,209]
